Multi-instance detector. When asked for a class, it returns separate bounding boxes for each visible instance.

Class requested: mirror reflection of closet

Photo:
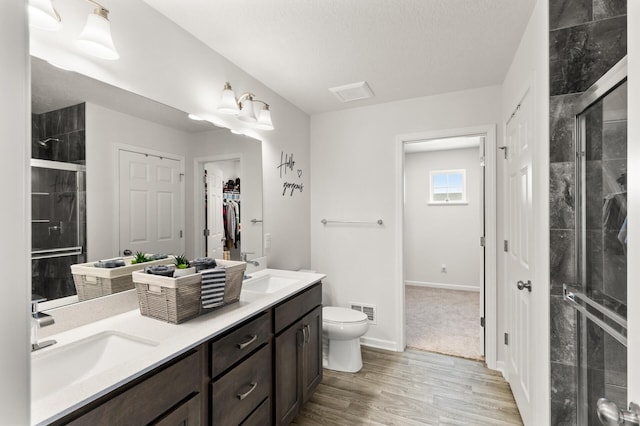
[204,158,242,261]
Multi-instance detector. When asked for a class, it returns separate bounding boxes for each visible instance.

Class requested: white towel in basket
[201,267,226,309]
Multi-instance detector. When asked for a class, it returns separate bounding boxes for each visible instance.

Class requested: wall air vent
[350,302,377,324]
[329,81,374,103]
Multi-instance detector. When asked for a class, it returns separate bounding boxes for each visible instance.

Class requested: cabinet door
[301,305,323,403]
[274,319,304,425]
[151,393,201,426]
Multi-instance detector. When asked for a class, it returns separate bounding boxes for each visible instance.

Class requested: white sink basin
[242,274,300,294]
[31,331,158,402]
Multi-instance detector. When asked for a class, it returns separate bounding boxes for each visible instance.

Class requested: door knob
[597,398,640,425]
[123,249,132,256]
[516,280,532,292]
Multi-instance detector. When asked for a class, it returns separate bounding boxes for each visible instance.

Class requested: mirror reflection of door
[204,165,224,259]
[118,149,184,256]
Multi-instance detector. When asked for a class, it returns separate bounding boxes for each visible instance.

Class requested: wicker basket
[132,271,202,324]
[71,256,174,301]
[132,259,246,324]
[213,259,247,305]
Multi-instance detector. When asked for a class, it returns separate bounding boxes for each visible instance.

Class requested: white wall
[0,1,30,423]
[627,0,640,407]
[499,0,549,423]
[310,86,501,350]
[404,147,481,289]
[30,0,311,270]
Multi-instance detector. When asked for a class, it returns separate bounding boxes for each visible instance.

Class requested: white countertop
[31,268,325,426]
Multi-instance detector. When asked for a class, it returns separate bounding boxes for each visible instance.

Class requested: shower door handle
[597,399,640,426]
[516,280,532,292]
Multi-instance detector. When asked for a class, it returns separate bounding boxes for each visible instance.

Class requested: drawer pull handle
[237,334,258,350]
[237,382,257,400]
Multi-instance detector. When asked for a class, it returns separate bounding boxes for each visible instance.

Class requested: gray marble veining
[550,94,581,163]
[549,0,592,31]
[550,162,576,230]
[551,361,577,425]
[550,295,577,365]
[550,17,627,96]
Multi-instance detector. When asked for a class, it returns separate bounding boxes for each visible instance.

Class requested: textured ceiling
[143,0,536,115]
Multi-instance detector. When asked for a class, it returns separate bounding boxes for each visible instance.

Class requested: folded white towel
[201,268,226,309]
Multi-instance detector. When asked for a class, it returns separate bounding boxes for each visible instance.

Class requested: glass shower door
[31,159,86,301]
[567,57,634,425]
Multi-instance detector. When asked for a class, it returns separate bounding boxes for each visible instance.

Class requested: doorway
[404,138,485,360]
[395,125,498,367]
[193,154,244,260]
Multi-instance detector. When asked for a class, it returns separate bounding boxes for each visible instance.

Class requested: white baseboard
[405,280,480,292]
[360,336,399,352]
[496,360,507,378]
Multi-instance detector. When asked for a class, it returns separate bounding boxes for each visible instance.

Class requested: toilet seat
[323,306,368,324]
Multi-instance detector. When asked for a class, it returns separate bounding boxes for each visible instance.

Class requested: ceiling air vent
[350,302,377,324]
[329,81,374,103]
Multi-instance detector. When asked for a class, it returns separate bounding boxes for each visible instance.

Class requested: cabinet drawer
[211,344,271,426]
[65,350,201,425]
[240,397,270,426]
[210,311,271,378]
[274,283,322,334]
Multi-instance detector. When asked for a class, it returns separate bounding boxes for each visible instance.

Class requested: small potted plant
[173,254,196,277]
[130,251,151,265]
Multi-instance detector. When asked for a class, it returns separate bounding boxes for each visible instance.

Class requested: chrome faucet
[241,252,260,267]
[31,295,56,352]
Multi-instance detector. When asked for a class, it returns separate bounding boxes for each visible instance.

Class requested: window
[429,169,467,204]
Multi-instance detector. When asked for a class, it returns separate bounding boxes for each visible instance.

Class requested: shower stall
[31,159,86,302]
[564,57,631,425]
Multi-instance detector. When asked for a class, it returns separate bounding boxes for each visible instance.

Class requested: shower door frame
[574,57,628,426]
[30,158,86,308]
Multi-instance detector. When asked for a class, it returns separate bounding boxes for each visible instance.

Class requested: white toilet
[322,306,369,373]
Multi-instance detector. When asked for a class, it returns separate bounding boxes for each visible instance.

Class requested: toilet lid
[323,306,368,323]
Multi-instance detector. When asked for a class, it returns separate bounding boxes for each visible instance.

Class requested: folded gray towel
[94,258,126,268]
[192,257,217,272]
[144,265,175,277]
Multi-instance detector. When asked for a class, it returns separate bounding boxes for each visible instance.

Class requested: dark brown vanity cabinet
[56,349,203,426]
[52,282,323,426]
[273,284,323,425]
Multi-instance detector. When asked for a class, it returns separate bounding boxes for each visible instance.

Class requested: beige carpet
[405,285,483,361]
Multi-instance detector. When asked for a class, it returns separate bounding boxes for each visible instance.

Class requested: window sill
[427,201,469,206]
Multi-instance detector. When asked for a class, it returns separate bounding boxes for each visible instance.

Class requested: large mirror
[31,56,263,307]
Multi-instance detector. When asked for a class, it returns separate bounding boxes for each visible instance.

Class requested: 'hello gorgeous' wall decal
[277,151,304,197]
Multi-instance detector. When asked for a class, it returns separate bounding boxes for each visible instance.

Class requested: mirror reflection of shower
[31,103,86,303]
[36,137,60,148]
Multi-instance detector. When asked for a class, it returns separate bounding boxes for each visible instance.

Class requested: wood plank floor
[292,347,523,426]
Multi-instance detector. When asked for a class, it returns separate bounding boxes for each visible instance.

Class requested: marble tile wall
[548,1,626,424]
[32,103,85,164]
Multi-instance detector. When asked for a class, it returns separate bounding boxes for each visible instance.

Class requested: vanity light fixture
[75,0,120,60]
[28,0,62,31]
[216,82,274,130]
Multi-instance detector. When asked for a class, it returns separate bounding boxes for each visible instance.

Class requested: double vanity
[32,268,325,425]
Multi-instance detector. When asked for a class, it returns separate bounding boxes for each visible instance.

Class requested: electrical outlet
[441,264,447,273]
[264,233,271,250]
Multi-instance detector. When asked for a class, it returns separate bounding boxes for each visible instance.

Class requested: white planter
[173,266,196,277]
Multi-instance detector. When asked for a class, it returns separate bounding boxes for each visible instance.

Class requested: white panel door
[204,164,224,259]
[505,90,533,424]
[119,150,184,256]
